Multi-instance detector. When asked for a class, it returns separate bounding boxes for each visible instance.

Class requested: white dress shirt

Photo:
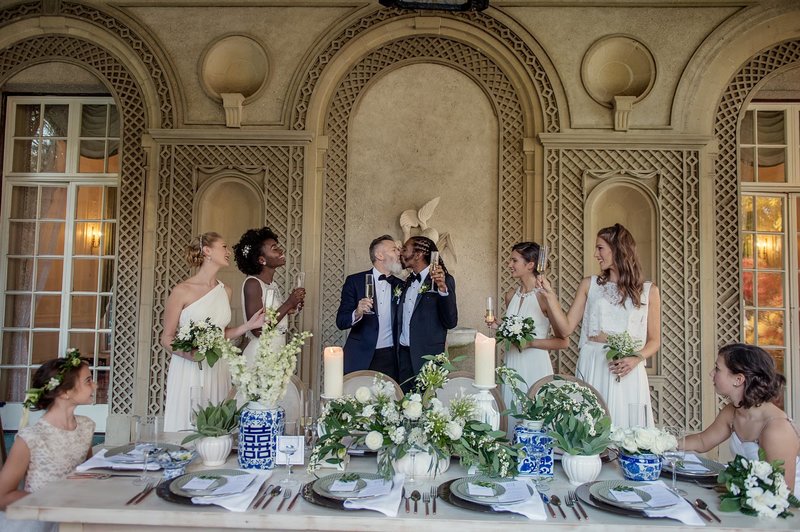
[352,267,394,349]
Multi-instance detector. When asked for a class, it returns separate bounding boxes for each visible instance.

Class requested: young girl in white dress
[487,242,568,421]
[0,350,96,531]
[543,224,662,428]
[232,228,305,403]
[160,232,264,431]
[684,344,800,495]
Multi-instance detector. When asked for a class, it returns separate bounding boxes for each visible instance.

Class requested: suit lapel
[412,273,430,315]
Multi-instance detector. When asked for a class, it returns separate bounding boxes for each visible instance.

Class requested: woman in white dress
[232,228,305,386]
[685,344,800,495]
[544,224,661,428]
[488,242,568,417]
[160,232,264,431]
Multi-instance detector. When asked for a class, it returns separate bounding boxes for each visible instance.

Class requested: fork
[423,491,430,515]
[430,485,437,514]
[125,480,154,505]
[564,492,581,519]
[569,490,588,519]
[276,488,292,511]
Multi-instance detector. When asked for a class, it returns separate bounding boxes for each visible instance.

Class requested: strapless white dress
[730,429,800,497]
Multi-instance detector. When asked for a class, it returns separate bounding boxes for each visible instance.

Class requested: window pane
[73,222,102,256]
[68,331,95,357]
[75,187,104,219]
[107,140,120,174]
[37,222,65,255]
[756,234,782,269]
[6,258,33,291]
[78,140,106,173]
[40,187,67,219]
[80,104,107,137]
[104,187,117,219]
[755,196,783,231]
[756,310,784,346]
[72,259,99,292]
[95,370,109,403]
[756,110,785,145]
[38,139,67,173]
[764,348,785,375]
[756,272,783,307]
[12,139,37,172]
[742,234,754,264]
[14,104,40,136]
[108,105,119,136]
[70,295,98,328]
[99,295,113,329]
[0,368,29,402]
[31,331,60,364]
[756,148,786,182]
[35,259,63,291]
[742,271,754,306]
[8,222,36,254]
[9,186,38,219]
[42,105,69,137]
[4,295,32,328]
[99,259,115,293]
[744,309,755,343]
[741,196,754,230]
[2,331,29,365]
[740,110,754,144]
[101,222,116,256]
[739,148,754,182]
[33,294,61,327]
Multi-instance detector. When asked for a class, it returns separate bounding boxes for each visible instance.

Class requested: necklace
[517,286,536,298]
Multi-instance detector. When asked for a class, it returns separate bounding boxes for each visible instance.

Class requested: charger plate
[301,482,366,511]
[450,476,535,506]
[312,473,386,501]
[662,455,724,478]
[169,469,251,498]
[576,482,667,519]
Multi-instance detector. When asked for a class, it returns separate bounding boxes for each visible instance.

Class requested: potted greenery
[549,413,612,485]
[182,399,241,466]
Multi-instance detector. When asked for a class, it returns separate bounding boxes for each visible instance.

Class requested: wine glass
[662,426,687,496]
[363,274,375,314]
[406,445,421,484]
[279,421,299,485]
[134,415,160,485]
[529,448,550,492]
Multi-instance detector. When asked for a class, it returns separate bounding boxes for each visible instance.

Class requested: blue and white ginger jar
[238,402,285,470]
[618,451,662,481]
[513,420,554,477]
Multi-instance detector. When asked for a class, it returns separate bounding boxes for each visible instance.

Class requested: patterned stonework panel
[713,40,800,350]
[148,145,304,415]
[0,35,152,417]
[543,147,701,430]
[320,35,527,362]
[292,9,560,134]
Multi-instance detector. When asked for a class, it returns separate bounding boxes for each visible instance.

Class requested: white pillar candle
[474,332,496,387]
[323,347,344,398]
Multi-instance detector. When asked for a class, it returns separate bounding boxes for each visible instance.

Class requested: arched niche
[583,180,660,286]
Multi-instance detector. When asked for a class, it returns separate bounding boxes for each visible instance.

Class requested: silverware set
[402,485,439,514]
[684,496,721,522]
[248,484,298,511]
[542,492,588,520]
[125,479,158,505]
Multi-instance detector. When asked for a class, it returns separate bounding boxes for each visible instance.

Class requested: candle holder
[471,383,500,431]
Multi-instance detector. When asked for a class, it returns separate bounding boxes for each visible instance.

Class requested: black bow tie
[408,272,421,283]
[378,274,389,282]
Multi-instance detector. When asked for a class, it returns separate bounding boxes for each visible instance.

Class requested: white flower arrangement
[718,450,800,518]
[222,308,311,406]
[604,331,644,382]
[495,315,536,351]
[609,425,677,456]
[393,286,402,301]
[171,317,239,370]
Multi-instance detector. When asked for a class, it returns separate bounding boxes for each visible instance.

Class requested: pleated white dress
[163,281,232,432]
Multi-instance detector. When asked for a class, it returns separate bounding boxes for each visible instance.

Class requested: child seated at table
[0,350,96,530]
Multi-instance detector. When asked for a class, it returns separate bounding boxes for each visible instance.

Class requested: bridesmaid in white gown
[685,344,800,495]
[543,224,662,428]
[487,242,568,420]
[160,232,264,432]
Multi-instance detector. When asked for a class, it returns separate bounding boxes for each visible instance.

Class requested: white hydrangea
[390,426,406,444]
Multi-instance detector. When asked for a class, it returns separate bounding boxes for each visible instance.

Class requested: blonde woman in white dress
[487,242,568,423]
[543,224,661,428]
[160,232,265,431]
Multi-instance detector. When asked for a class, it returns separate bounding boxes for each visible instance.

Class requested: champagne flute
[429,251,440,288]
[662,426,687,496]
[295,272,305,288]
[364,273,375,314]
[535,245,549,292]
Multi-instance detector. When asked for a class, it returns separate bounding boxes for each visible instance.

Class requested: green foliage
[549,413,611,456]
[181,399,241,444]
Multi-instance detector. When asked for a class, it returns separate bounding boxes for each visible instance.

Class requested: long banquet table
[7,449,799,531]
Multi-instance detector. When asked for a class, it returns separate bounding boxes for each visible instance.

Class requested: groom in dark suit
[336,235,403,378]
[397,236,458,391]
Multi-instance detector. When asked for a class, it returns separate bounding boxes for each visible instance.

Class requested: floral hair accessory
[20,348,83,428]
[242,244,251,257]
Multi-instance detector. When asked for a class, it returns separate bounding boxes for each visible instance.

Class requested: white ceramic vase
[561,453,602,485]
[391,451,450,478]
[196,434,233,466]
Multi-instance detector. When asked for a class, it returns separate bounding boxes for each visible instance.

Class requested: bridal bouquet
[609,425,677,455]
[718,449,799,518]
[604,331,643,381]
[310,353,522,480]
[171,317,239,369]
[222,308,312,405]
[495,315,536,352]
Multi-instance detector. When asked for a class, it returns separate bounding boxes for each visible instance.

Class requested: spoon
[411,490,421,514]
[695,498,721,522]
[550,494,567,518]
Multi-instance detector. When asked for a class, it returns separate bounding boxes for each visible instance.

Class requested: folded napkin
[641,481,705,526]
[191,471,271,512]
[76,449,160,472]
[342,474,404,516]
[490,481,547,520]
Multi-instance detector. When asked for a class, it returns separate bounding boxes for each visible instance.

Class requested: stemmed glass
[406,445,422,484]
[662,426,687,496]
[429,251,440,289]
[364,274,375,314]
[279,421,299,485]
[529,448,551,492]
[534,244,549,292]
[134,415,160,485]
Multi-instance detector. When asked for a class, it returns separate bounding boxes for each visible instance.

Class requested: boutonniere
[418,283,431,295]
[393,286,402,302]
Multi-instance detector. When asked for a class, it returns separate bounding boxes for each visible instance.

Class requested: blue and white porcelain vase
[618,451,662,481]
[238,402,285,470]
[513,420,554,477]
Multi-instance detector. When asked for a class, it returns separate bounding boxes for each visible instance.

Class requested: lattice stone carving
[319,35,527,367]
[0,34,151,416]
[543,147,701,430]
[712,39,800,351]
[148,145,305,415]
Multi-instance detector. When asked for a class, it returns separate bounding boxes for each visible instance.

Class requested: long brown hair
[596,223,644,307]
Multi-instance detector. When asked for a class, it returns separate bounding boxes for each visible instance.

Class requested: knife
[287,491,301,511]
[683,497,712,522]
[540,493,556,518]
[251,483,273,510]
[573,497,589,520]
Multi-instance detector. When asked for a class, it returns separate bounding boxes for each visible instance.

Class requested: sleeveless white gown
[577,276,653,428]
[730,427,800,497]
[163,281,232,432]
[501,288,554,431]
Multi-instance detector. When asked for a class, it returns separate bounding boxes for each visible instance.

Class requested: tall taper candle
[323,347,344,398]
[474,332,496,387]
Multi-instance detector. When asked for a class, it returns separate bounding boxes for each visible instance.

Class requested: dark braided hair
[233,227,280,276]
[719,343,779,409]
[407,235,449,276]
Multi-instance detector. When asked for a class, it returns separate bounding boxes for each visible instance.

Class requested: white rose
[752,461,773,482]
[404,401,423,420]
[408,393,422,403]
[355,386,372,403]
[634,427,657,452]
[365,431,384,450]
[445,421,463,440]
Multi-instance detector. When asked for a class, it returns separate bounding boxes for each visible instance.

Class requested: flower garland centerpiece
[604,331,643,382]
[718,449,800,518]
[495,315,536,352]
[310,353,522,480]
[171,317,239,370]
[221,308,312,469]
[610,425,677,481]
